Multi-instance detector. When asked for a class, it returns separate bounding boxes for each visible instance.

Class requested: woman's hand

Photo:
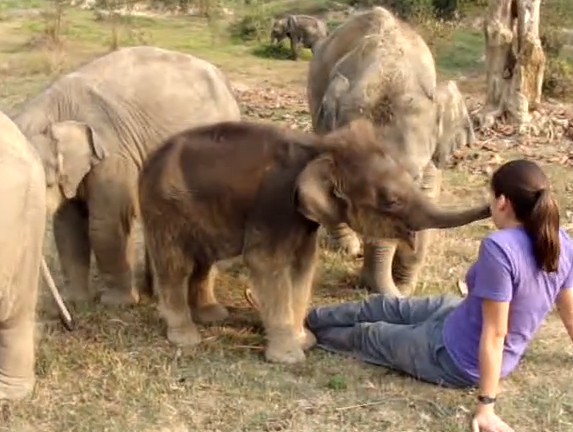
[471,405,515,432]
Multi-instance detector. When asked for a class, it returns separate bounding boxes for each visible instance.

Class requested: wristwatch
[477,395,497,404]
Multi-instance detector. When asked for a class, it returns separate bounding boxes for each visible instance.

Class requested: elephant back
[307,6,437,123]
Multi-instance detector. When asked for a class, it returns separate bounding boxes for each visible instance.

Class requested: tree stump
[475,0,545,134]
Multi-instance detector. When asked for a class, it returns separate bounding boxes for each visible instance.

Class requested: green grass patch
[434,28,483,76]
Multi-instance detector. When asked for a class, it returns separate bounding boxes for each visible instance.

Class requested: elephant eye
[377,190,403,213]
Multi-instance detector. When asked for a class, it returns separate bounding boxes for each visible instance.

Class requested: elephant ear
[49,120,107,199]
[295,154,348,227]
[314,72,349,135]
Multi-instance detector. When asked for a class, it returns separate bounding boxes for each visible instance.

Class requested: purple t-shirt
[442,226,573,382]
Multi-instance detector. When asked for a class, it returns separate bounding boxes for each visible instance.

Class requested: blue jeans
[305,294,475,388]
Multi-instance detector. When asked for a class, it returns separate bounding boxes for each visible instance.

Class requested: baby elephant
[138,119,490,365]
[270,14,328,60]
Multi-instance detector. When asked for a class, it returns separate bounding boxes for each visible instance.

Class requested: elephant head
[270,17,289,44]
[295,119,490,246]
[30,121,107,212]
[433,80,475,168]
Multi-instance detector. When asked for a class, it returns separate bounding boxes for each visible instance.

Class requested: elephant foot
[358,267,403,298]
[99,287,140,307]
[0,375,35,401]
[192,303,229,325]
[297,327,317,350]
[265,335,306,364]
[167,324,202,347]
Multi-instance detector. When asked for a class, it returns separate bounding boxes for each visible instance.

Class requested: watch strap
[477,395,497,404]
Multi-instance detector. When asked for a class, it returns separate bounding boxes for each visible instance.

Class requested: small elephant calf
[138,119,490,365]
[270,14,328,60]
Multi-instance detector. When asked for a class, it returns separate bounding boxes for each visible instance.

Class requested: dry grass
[1,4,573,432]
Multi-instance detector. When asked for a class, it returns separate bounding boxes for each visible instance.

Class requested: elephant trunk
[404,191,490,231]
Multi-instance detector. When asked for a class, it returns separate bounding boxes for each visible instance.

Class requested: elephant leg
[393,230,432,295]
[328,223,362,256]
[290,36,299,60]
[290,232,319,351]
[393,164,443,295]
[245,251,304,364]
[88,188,139,307]
[359,239,402,297]
[187,262,229,325]
[148,243,200,347]
[0,317,36,401]
[0,219,42,401]
[52,199,92,302]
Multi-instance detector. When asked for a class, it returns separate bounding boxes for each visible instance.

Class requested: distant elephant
[138,119,490,365]
[270,14,328,60]
[10,46,242,316]
[0,110,47,400]
[306,7,476,297]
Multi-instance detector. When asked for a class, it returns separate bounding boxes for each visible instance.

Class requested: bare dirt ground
[1,5,573,432]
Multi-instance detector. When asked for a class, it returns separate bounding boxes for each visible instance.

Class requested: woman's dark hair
[491,159,560,272]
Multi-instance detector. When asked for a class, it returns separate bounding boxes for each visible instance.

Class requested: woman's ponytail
[523,188,560,272]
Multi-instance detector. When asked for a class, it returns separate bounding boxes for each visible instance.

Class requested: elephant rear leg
[187,262,229,325]
[53,199,92,302]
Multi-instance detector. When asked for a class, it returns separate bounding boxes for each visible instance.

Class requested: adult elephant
[0,110,50,400]
[10,46,242,320]
[306,7,476,297]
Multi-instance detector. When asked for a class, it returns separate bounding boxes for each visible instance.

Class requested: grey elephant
[270,14,328,60]
[306,7,476,297]
[10,46,242,321]
[0,110,48,400]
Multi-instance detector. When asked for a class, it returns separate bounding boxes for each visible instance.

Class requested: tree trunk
[476,0,545,134]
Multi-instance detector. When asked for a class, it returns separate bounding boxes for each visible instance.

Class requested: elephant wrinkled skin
[0,110,47,401]
[11,46,242,311]
[138,119,490,364]
[270,14,328,60]
[307,7,477,297]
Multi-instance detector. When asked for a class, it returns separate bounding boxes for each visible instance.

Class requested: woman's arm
[556,287,573,343]
[476,298,510,413]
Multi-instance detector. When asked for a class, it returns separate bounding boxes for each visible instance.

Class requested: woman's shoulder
[481,226,530,250]
[480,226,573,268]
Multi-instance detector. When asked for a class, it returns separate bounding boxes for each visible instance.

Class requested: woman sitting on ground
[304,159,573,432]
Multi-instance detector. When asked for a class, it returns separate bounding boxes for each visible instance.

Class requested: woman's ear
[295,155,348,226]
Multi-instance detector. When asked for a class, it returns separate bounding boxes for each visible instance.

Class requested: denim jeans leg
[312,307,474,388]
[305,293,463,331]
